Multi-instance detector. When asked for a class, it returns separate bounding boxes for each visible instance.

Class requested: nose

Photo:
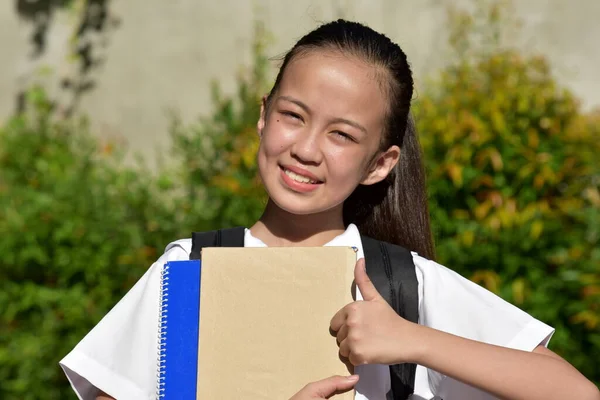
[290,128,324,165]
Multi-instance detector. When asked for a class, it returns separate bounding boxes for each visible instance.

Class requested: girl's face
[257,50,400,217]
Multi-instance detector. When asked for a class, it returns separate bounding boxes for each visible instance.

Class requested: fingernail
[346,374,359,382]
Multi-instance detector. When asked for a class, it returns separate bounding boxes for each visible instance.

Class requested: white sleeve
[59,241,191,400]
[412,253,555,399]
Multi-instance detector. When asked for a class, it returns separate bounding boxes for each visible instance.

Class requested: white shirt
[60,224,554,400]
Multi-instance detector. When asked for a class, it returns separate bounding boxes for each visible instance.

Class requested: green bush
[0,87,182,399]
[168,22,271,230]
[414,1,600,382]
[0,22,273,399]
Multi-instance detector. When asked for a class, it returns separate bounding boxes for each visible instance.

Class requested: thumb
[306,375,359,398]
[354,258,381,301]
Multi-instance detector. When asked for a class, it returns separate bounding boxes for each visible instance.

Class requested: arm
[96,392,114,400]
[331,259,600,400]
[410,323,600,400]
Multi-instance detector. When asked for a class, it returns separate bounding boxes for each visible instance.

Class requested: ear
[360,145,400,186]
[257,95,268,137]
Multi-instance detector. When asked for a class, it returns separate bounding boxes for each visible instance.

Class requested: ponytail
[343,115,436,261]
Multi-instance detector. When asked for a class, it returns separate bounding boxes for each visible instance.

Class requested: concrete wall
[1,0,599,167]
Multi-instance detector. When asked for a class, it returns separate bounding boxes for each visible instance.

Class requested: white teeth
[284,169,318,184]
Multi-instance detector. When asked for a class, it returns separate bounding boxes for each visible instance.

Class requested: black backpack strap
[189,227,246,260]
[361,236,419,400]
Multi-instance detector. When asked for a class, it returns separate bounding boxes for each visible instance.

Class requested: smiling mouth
[281,167,322,184]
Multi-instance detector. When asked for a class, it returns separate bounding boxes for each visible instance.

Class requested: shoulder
[411,251,554,347]
[409,252,452,282]
[409,252,505,306]
[59,237,193,398]
[164,238,192,257]
[409,251,500,309]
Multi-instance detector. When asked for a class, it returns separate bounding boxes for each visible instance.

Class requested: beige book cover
[197,247,357,400]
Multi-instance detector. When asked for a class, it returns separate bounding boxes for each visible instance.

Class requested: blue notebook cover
[157,260,202,399]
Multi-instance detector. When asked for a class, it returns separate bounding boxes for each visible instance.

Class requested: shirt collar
[244,223,364,258]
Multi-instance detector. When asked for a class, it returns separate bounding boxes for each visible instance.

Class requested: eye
[280,111,302,121]
[333,131,356,143]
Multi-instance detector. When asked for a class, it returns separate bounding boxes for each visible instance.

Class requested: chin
[268,191,344,217]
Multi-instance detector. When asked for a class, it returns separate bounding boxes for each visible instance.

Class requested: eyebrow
[278,95,368,135]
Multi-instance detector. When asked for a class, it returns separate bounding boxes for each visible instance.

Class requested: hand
[288,375,359,399]
[330,259,417,366]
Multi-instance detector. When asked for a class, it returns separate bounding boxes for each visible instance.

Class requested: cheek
[326,148,371,184]
[257,124,287,173]
[259,122,295,156]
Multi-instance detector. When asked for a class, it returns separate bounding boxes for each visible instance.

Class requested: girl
[60,19,598,400]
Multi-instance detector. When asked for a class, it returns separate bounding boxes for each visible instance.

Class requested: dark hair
[266,19,435,260]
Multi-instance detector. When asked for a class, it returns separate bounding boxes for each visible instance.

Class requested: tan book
[197,247,357,400]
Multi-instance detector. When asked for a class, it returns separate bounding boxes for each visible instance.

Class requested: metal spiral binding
[156,264,170,398]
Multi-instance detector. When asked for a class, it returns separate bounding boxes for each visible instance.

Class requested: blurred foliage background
[0,0,598,398]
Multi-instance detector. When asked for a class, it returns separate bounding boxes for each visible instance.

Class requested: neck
[250,199,346,247]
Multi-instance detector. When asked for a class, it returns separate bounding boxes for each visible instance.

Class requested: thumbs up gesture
[329,259,417,366]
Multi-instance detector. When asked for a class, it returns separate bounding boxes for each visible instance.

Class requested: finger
[305,375,359,399]
[336,323,349,346]
[339,338,350,359]
[330,307,348,333]
[354,258,381,301]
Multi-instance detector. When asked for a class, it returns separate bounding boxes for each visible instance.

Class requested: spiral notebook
[157,247,357,400]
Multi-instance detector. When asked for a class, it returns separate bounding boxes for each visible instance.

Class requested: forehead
[276,50,388,127]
